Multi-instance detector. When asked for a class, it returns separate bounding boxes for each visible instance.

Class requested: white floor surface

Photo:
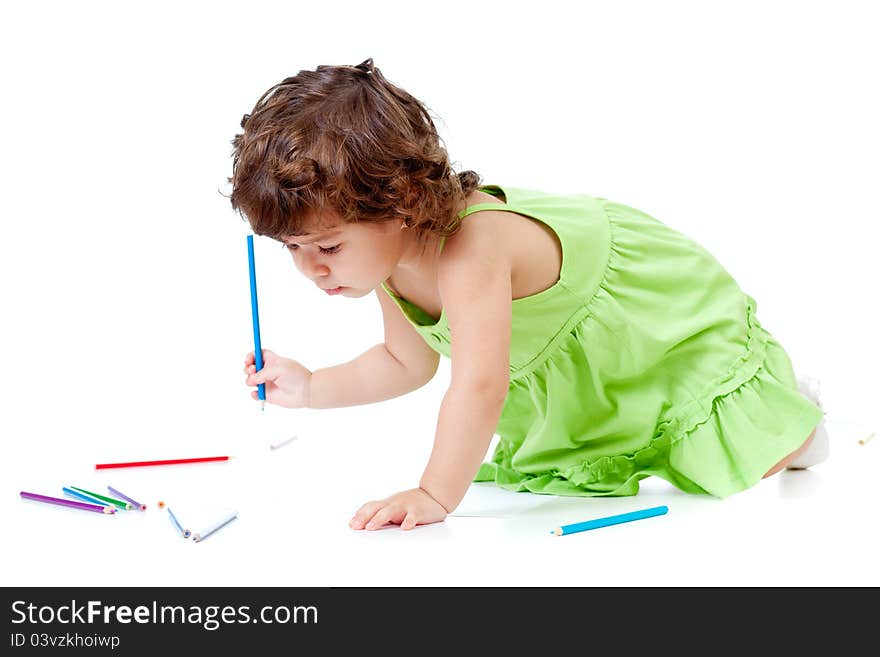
[3,405,876,588]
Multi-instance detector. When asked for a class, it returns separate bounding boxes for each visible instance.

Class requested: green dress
[381,185,822,498]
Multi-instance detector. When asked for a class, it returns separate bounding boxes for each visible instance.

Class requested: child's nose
[300,252,330,279]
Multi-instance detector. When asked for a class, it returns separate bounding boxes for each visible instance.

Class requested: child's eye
[282,243,340,255]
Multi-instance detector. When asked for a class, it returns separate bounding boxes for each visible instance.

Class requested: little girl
[229,58,828,531]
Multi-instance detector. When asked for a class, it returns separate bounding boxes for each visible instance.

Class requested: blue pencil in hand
[551,505,668,536]
[246,235,266,411]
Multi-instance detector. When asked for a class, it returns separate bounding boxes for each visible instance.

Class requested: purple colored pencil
[107,486,147,511]
[20,491,116,514]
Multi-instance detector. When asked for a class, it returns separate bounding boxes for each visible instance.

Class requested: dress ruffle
[475,302,823,497]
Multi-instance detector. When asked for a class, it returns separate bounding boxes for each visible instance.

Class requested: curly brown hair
[228,58,482,242]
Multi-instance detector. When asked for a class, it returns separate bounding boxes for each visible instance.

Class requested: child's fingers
[401,512,417,531]
[245,349,277,367]
[350,501,384,530]
[365,505,398,530]
[247,365,281,386]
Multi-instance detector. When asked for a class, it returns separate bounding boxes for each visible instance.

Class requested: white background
[1,0,878,587]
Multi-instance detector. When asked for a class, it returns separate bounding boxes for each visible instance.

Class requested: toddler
[229,58,828,531]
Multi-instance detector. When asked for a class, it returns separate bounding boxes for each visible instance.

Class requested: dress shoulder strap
[457,202,513,220]
[445,185,522,252]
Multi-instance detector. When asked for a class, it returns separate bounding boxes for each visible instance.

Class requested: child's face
[281,211,409,298]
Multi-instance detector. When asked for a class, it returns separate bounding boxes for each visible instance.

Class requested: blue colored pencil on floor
[167,507,192,539]
[62,486,109,507]
[551,505,668,536]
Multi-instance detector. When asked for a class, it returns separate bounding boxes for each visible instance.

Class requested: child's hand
[243,349,312,408]
[349,488,448,531]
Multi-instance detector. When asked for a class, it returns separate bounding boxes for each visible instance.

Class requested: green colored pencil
[70,485,132,510]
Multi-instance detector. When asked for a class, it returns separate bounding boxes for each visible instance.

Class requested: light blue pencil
[63,486,110,507]
[166,507,191,539]
[551,505,668,536]
[192,510,238,543]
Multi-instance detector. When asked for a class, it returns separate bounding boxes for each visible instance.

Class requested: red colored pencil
[94,456,230,470]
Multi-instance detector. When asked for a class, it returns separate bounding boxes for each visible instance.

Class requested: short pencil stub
[270,435,298,450]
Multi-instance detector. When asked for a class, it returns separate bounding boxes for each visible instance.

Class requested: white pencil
[192,511,238,543]
[270,435,298,450]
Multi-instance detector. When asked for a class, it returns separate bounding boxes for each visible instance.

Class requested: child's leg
[762,428,817,478]
[763,376,829,478]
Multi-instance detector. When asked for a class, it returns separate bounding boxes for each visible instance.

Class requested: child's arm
[418,234,511,513]
[308,288,440,408]
[350,220,512,529]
